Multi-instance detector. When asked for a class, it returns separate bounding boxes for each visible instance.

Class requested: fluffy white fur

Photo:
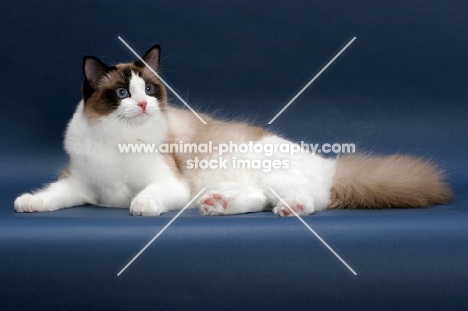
[15,46,451,216]
[15,74,190,216]
[191,135,336,216]
[164,108,337,216]
[14,77,336,217]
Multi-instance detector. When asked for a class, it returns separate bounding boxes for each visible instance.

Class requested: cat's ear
[83,56,109,89]
[141,45,161,73]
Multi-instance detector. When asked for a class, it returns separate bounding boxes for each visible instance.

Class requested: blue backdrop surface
[1,1,467,310]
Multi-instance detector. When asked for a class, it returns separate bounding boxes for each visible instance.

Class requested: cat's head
[82,45,167,123]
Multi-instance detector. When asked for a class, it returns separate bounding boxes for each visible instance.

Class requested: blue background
[1,1,467,310]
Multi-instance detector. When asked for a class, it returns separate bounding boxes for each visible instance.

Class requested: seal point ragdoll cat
[14,45,452,216]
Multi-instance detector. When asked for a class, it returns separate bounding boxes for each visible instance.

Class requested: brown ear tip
[83,56,100,65]
[83,56,92,70]
[144,44,162,57]
[83,56,104,74]
[151,44,161,50]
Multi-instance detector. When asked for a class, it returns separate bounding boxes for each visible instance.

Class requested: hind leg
[198,182,268,215]
[272,194,315,217]
[266,183,316,217]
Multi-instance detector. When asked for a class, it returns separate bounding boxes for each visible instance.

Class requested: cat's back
[166,106,269,145]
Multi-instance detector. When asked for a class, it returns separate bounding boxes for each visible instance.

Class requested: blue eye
[145,84,156,95]
[116,88,129,99]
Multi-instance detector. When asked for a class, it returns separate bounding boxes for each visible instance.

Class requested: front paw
[130,196,162,216]
[14,193,46,213]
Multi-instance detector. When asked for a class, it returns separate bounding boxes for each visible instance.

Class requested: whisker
[104,116,122,134]
[113,115,127,140]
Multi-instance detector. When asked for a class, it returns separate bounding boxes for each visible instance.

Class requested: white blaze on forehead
[129,71,147,102]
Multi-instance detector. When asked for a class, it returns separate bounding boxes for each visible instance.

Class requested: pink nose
[138,101,147,112]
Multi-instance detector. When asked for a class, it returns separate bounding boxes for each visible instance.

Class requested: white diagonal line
[268,37,356,124]
[117,188,206,276]
[268,188,357,276]
[118,36,207,125]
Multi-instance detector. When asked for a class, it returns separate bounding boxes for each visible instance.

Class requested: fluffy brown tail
[329,155,452,209]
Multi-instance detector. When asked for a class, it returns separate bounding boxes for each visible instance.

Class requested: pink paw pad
[275,198,313,217]
[199,192,229,215]
[204,199,215,206]
[206,193,227,209]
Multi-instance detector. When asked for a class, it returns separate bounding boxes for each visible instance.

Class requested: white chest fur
[64,101,172,207]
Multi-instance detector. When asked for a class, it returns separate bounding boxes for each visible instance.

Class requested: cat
[14,45,453,216]
[14,46,190,216]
